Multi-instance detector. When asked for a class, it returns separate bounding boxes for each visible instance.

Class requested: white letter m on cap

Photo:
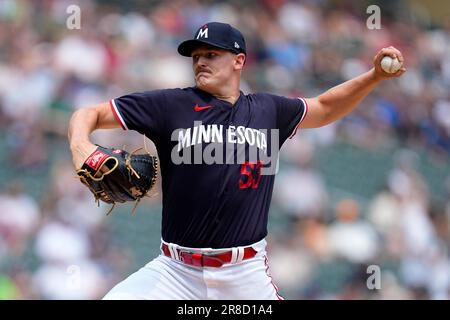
[196,28,208,39]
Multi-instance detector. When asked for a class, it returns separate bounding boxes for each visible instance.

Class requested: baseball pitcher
[68,22,405,299]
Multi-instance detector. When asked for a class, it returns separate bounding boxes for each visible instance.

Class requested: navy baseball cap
[178,22,246,57]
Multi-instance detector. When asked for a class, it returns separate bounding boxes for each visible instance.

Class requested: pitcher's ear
[234,53,246,70]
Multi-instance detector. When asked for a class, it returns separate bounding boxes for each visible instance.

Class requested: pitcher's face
[192,46,244,92]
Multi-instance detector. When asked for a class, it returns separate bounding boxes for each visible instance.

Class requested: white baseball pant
[102,238,283,300]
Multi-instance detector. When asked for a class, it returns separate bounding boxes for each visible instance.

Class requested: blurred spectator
[274,137,328,221]
[0,183,40,257]
[327,198,379,264]
[32,259,107,299]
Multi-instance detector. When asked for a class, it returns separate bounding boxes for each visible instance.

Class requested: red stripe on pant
[264,255,284,300]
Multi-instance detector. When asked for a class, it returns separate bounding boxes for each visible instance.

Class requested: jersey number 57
[239,161,263,189]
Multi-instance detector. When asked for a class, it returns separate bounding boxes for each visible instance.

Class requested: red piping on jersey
[109,99,126,130]
[288,97,309,139]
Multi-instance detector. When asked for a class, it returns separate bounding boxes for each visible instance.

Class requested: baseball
[380,55,402,74]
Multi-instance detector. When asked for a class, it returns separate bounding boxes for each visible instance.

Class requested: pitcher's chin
[195,78,212,91]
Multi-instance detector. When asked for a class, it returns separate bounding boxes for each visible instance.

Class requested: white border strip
[110,99,128,130]
[236,247,245,263]
[288,97,309,139]
[230,248,238,264]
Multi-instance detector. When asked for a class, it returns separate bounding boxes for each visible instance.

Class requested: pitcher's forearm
[68,102,121,169]
[68,108,100,165]
[301,47,405,129]
[68,108,99,148]
[318,68,381,123]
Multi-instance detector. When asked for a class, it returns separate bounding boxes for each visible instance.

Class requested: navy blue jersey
[110,87,307,248]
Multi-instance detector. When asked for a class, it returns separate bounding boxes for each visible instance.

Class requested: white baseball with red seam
[380,55,402,73]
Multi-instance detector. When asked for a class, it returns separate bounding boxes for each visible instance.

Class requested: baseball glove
[76,145,158,215]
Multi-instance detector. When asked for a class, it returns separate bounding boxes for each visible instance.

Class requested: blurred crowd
[0,0,449,299]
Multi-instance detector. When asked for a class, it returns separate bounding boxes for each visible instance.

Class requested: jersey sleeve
[109,90,167,141]
[269,94,308,144]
